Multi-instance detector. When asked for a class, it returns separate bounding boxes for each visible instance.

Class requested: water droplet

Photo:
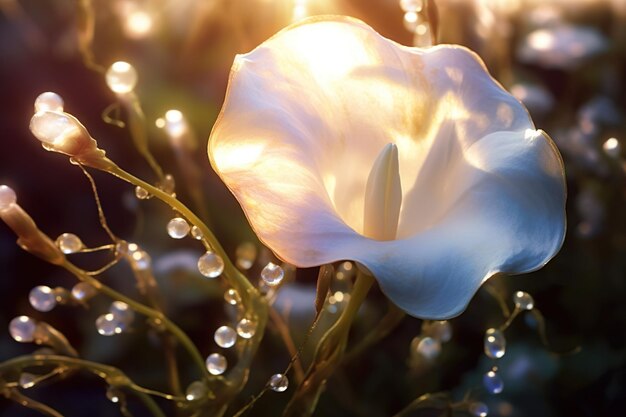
[135,186,150,200]
[19,372,37,389]
[403,11,420,32]
[185,381,208,401]
[159,174,176,195]
[603,137,620,158]
[71,282,97,301]
[513,291,534,310]
[261,262,284,286]
[214,326,237,348]
[224,288,240,305]
[269,373,289,392]
[198,251,224,278]
[109,301,134,327]
[167,217,190,239]
[400,0,423,13]
[106,61,138,94]
[484,328,506,359]
[469,401,489,417]
[55,233,83,254]
[206,353,227,375]
[236,242,257,270]
[191,226,203,240]
[416,337,441,360]
[34,92,64,113]
[483,368,504,394]
[0,185,17,211]
[131,250,151,270]
[96,313,122,336]
[236,318,257,339]
[29,285,57,312]
[106,386,123,403]
[9,316,37,342]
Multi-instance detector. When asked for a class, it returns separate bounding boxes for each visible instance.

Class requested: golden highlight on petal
[208,16,566,319]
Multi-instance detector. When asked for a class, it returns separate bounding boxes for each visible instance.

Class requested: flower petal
[209,16,566,319]
[362,129,565,318]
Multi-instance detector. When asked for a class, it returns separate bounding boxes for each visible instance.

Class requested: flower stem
[97,160,269,406]
[61,260,210,381]
[103,161,255,297]
[0,355,167,417]
[282,270,374,417]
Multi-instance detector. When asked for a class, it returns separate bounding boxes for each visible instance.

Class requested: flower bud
[29,110,110,168]
[0,203,64,265]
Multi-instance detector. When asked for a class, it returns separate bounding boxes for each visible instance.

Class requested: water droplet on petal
[96,313,122,336]
[55,233,83,254]
[214,326,237,348]
[236,242,257,270]
[71,282,97,301]
[513,291,534,310]
[224,288,240,305]
[484,328,506,359]
[236,318,257,339]
[469,401,489,417]
[191,226,203,240]
[417,337,441,360]
[261,262,284,286]
[29,285,57,312]
[135,186,150,200]
[9,316,37,342]
[483,368,504,394]
[19,372,38,389]
[185,381,208,401]
[198,251,224,278]
[167,217,190,239]
[269,373,289,392]
[206,353,227,375]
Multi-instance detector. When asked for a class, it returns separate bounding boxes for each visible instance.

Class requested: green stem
[104,161,255,297]
[96,159,269,409]
[2,389,64,417]
[0,355,166,417]
[123,94,165,181]
[282,271,374,417]
[62,260,210,380]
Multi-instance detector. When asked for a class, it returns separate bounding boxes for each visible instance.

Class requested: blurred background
[0,0,624,416]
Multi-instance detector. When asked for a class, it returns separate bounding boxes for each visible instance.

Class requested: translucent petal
[209,17,566,319]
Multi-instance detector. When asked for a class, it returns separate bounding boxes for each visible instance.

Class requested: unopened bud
[29,109,111,168]
[0,203,64,265]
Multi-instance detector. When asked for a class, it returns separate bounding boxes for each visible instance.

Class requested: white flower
[208,16,566,319]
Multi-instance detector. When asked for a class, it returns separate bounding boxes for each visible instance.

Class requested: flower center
[363,143,402,241]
